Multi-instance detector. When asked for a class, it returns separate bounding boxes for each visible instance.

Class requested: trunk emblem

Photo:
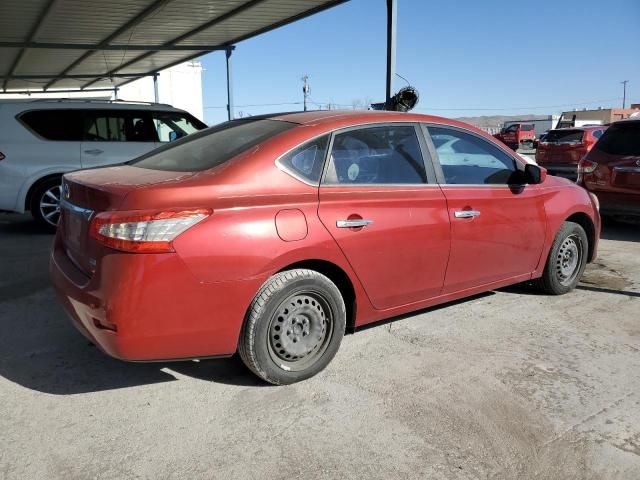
[636,160,640,167]
[63,182,70,199]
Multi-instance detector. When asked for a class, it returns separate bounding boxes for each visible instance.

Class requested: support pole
[385,0,397,106]
[114,87,119,100]
[153,73,159,103]
[226,47,234,121]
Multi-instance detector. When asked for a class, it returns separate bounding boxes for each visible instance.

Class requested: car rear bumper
[592,191,640,217]
[50,240,268,361]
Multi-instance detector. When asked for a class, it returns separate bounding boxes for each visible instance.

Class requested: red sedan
[51,111,600,384]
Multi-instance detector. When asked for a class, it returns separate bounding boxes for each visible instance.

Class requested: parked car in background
[494,123,536,150]
[51,110,600,385]
[579,118,640,217]
[0,99,207,229]
[536,126,607,180]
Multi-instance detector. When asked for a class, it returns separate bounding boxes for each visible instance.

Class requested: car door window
[84,111,156,142]
[153,112,206,142]
[323,125,427,185]
[428,126,519,185]
[279,135,329,184]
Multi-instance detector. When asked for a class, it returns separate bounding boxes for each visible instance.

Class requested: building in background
[0,61,204,122]
[557,105,640,128]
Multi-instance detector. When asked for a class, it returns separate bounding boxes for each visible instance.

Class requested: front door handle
[454,210,481,219]
[83,149,103,155]
[336,219,373,228]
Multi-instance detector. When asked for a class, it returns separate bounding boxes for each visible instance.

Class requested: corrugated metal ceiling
[0,0,348,92]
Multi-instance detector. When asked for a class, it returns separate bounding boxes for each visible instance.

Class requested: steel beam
[385,0,397,105]
[2,0,57,91]
[44,0,170,91]
[6,73,152,80]
[81,0,269,90]
[0,41,227,52]
[226,47,234,121]
[0,87,118,95]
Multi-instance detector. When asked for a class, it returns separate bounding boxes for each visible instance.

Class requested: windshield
[543,129,584,144]
[130,119,295,172]
[595,122,640,156]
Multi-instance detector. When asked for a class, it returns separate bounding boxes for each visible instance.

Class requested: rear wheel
[534,221,588,295]
[30,177,62,231]
[239,269,346,385]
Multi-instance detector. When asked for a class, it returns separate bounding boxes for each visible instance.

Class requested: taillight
[90,208,211,253]
[576,158,598,184]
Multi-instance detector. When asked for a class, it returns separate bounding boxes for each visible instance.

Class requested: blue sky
[200,0,640,125]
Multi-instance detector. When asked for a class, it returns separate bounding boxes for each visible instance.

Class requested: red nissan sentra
[51,110,600,384]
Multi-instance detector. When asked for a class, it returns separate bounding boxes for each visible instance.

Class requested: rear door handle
[336,219,373,228]
[454,210,481,219]
[83,149,103,155]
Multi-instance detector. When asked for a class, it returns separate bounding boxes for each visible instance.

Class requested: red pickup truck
[494,123,536,151]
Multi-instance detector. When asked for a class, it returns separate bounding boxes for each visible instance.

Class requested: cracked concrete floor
[1,213,639,479]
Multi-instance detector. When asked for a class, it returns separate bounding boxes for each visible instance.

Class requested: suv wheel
[30,177,62,230]
[239,269,346,385]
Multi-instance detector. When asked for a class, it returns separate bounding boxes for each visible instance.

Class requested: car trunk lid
[537,129,587,163]
[59,166,196,276]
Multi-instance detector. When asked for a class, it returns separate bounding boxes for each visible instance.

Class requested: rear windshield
[595,122,640,156]
[130,119,295,172]
[543,129,584,144]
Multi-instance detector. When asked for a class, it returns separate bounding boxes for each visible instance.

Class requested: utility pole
[302,75,310,111]
[621,80,629,108]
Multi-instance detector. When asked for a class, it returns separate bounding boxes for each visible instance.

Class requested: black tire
[534,221,588,295]
[238,269,346,385]
[30,176,62,231]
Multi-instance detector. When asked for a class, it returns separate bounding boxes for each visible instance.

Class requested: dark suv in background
[536,126,607,180]
[579,118,640,218]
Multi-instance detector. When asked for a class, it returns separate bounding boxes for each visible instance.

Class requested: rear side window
[19,109,84,141]
[544,129,584,144]
[278,135,329,184]
[522,124,534,131]
[84,110,156,142]
[323,125,427,185]
[152,112,207,142]
[595,122,640,156]
[131,119,295,172]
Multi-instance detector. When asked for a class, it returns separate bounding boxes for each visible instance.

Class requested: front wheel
[239,269,346,385]
[534,221,588,295]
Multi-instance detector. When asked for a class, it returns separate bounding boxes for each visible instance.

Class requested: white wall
[117,61,204,121]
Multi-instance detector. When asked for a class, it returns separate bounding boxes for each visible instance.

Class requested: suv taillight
[90,208,211,253]
[577,158,598,184]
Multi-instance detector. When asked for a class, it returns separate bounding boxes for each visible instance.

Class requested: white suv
[0,99,207,228]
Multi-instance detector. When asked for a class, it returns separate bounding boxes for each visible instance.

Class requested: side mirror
[525,164,547,184]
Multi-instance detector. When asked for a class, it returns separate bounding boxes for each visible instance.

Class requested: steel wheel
[267,291,333,371]
[39,184,61,227]
[555,234,582,286]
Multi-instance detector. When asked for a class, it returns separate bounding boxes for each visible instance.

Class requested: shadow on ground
[0,213,637,395]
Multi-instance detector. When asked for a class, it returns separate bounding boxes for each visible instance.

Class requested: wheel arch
[24,172,65,211]
[565,212,596,262]
[277,259,357,332]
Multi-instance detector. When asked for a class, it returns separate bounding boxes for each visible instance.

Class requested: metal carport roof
[0,0,349,93]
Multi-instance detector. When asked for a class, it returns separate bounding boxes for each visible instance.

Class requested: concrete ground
[1,212,639,480]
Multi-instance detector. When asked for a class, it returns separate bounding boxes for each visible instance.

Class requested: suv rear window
[20,109,84,141]
[543,129,584,144]
[130,119,295,172]
[595,122,640,156]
